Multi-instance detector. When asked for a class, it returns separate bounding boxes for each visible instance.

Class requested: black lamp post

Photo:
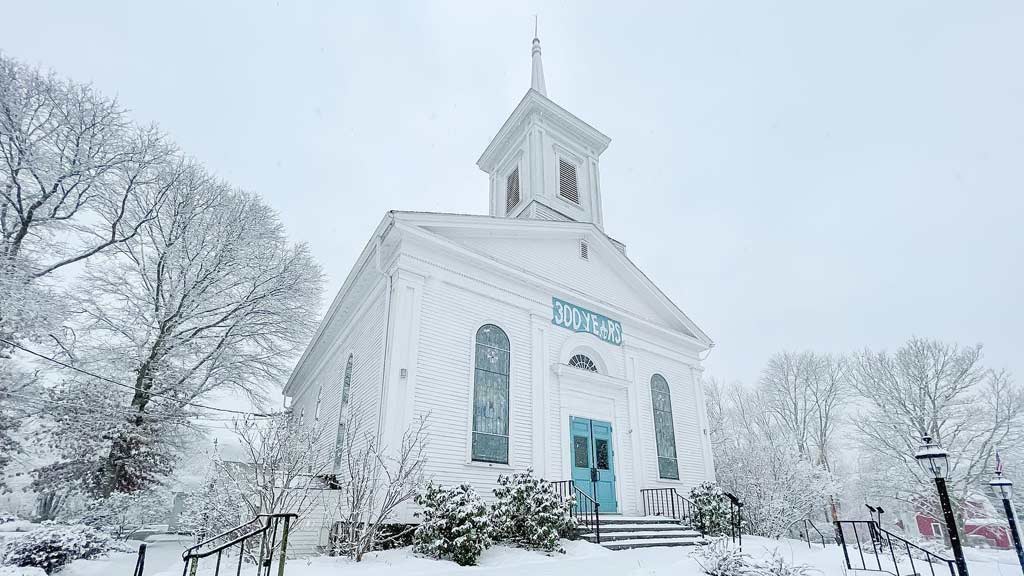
[990,469,1024,573]
[915,435,970,576]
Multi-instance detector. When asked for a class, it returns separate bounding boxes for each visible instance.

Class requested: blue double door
[570,417,617,513]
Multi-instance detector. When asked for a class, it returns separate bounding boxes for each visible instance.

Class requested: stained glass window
[595,438,609,470]
[333,354,354,472]
[651,374,679,479]
[472,325,510,463]
[574,436,589,468]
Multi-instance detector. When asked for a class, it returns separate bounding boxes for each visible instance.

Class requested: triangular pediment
[395,213,711,346]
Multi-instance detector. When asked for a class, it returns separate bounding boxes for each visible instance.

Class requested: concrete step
[582,529,701,542]
[598,516,687,526]
[591,523,695,534]
[600,536,703,550]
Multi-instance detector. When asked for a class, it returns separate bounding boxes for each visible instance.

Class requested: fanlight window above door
[568,354,598,372]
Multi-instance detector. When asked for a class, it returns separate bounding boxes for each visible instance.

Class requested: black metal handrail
[181,513,297,576]
[834,520,957,576]
[640,488,698,528]
[551,480,601,544]
[788,518,829,548]
[722,491,743,547]
[133,543,146,576]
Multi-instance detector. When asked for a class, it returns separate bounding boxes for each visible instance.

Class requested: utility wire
[1,389,250,424]
[1,337,277,418]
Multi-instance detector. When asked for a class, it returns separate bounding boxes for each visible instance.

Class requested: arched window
[341,355,354,404]
[333,354,354,472]
[568,354,598,373]
[314,385,323,422]
[651,374,679,479]
[472,324,510,464]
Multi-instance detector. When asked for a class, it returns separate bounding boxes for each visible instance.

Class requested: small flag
[996,451,1005,475]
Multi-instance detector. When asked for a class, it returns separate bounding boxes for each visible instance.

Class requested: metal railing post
[134,543,147,576]
[277,515,292,576]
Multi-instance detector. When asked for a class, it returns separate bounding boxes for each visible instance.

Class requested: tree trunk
[97,341,159,497]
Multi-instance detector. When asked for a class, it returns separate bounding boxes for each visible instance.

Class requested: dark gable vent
[559,159,579,204]
[579,239,589,260]
[505,167,520,213]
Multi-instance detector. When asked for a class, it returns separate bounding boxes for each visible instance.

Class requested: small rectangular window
[573,436,590,468]
[559,159,579,204]
[505,167,520,213]
[595,438,610,470]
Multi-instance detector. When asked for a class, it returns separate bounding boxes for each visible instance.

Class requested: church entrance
[570,416,617,513]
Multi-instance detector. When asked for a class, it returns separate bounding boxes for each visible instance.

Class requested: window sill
[465,460,513,471]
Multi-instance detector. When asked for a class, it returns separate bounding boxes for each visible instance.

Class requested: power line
[1,337,278,418]
[1,389,248,424]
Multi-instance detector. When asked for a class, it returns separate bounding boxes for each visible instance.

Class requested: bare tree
[760,351,849,473]
[807,354,849,473]
[224,414,330,522]
[35,166,323,496]
[0,54,173,276]
[1,54,176,483]
[760,351,816,457]
[332,415,428,561]
[704,377,838,537]
[851,337,1024,526]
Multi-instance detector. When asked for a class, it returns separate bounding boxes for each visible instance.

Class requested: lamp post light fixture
[915,435,969,576]
[990,469,1024,573]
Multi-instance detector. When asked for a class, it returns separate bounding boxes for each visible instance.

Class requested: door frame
[558,388,625,514]
[569,415,618,513]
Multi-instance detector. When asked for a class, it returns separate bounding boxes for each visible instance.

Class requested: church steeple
[478,30,611,229]
[531,34,547,96]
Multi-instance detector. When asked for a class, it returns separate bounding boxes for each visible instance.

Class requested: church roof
[390,210,713,349]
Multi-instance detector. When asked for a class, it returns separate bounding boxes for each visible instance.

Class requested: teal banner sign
[552,297,623,346]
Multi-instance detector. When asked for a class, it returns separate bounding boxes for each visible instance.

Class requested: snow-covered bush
[77,490,171,539]
[690,482,732,536]
[491,469,576,553]
[413,483,491,566]
[755,549,817,576]
[2,523,125,574]
[691,538,756,576]
[0,566,46,576]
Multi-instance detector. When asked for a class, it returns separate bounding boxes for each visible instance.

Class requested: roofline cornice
[477,89,612,173]
[393,212,713,349]
[284,211,396,395]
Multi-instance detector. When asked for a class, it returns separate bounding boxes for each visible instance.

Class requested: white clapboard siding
[436,232,685,335]
[412,276,533,497]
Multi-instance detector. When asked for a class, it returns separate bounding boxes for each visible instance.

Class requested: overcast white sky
[6,1,1022,389]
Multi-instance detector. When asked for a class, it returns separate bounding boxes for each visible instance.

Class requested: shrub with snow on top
[2,523,125,574]
[691,538,757,576]
[491,469,576,553]
[413,483,491,566]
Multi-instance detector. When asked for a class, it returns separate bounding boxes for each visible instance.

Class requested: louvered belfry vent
[559,159,579,204]
[505,167,520,213]
[580,239,589,260]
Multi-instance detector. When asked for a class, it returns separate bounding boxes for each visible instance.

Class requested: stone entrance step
[580,516,704,550]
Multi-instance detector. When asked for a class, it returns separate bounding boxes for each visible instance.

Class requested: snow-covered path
[57,535,1024,576]
[146,537,849,576]
[65,535,191,576]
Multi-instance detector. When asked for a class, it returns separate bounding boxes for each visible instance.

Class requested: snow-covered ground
[62,535,192,576]
[24,536,1024,576]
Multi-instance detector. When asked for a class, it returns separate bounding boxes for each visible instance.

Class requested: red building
[915,494,1013,549]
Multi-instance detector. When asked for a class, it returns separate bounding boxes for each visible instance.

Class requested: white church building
[285,35,716,525]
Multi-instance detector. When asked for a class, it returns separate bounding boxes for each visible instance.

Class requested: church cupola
[477,33,612,229]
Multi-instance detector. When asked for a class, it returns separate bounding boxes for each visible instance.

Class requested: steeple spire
[531,18,547,96]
